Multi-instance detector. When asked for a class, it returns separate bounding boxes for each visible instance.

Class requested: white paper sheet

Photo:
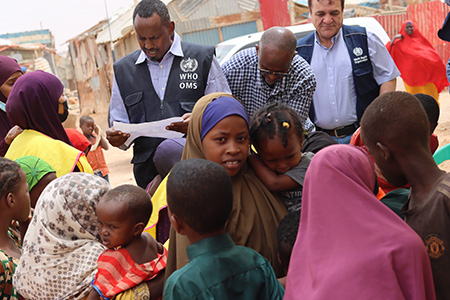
[113,117,184,147]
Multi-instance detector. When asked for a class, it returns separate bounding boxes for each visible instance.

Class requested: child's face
[15,169,31,222]
[202,115,250,177]
[257,132,303,174]
[80,119,95,136]
[96,198,136,249]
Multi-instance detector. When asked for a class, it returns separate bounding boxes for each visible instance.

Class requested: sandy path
[103,145,135,187]
[433,90,450,172]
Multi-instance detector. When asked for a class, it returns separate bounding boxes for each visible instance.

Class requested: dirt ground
[98,125,135,188]
[96,85,450,188]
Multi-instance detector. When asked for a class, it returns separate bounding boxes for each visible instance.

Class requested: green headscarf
[15,156,55,192]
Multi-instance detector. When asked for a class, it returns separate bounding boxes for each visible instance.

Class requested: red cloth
[65,128,91,152]
[350,128,409,193]
[93,246,167,299]
[350,128,439,194]
[386,20,448,93]
[430,133,439,155]
[86,133,109,176]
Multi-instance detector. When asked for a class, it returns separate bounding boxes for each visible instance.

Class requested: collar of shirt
[135,32,184,65]
[186,233,235,261]
[314,28,342,50]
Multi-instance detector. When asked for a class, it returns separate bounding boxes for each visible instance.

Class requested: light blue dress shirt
[109,32,231,126]
[310,28,400,129]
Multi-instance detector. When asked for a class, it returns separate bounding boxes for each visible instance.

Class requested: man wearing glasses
[222,27,316,132]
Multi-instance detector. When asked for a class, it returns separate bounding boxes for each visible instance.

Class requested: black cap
[438,12,450,42]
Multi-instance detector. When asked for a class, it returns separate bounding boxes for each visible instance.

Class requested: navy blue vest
[114,42,214,164]
[296,25,380,123]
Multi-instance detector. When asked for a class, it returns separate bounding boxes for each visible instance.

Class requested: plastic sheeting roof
[96,5,134,44]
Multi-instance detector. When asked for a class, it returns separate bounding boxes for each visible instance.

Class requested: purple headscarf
[200,96,249,140]
[0,55,22,102]
[153,137,186,178]
[0,55,22,156]
[6,70,71,145]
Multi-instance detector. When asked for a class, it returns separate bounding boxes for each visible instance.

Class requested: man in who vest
[296,0,400,144]
[106,0,230,188]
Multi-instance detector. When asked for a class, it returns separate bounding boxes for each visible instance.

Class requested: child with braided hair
[249,102,314,213]
[0,157,30,299]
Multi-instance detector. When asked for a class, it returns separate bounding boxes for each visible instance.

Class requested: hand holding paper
[113,117,184,147]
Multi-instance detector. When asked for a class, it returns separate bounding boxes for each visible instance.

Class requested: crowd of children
[1,83,450,299]
[1,9,450,299]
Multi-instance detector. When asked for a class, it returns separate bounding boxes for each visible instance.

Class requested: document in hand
[113,117,184,147]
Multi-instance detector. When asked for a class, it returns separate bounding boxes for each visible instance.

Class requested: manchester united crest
[424,234,446,259]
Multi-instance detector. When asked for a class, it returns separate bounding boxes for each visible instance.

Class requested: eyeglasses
[258,67,290,77]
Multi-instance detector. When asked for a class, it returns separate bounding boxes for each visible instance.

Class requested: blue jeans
[331,134,352,144]
[94,171,109,183]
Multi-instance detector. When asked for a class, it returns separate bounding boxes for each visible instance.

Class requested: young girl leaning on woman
[0,157,30,300]
[249,102,314,214]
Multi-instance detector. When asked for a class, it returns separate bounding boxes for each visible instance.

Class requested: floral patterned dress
[0,228,23,300]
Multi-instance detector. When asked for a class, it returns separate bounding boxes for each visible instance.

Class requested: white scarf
[14,173,110,299]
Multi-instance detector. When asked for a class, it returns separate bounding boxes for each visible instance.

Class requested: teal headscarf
[16,156,55,191]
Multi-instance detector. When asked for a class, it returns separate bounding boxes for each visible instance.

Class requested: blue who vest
[296,25,380,123]
[114,42,214,164]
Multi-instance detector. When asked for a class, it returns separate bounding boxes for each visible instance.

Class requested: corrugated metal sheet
[178,0,205,17]
[375,1,450,64]
[237,0,258,11]
[374,14,408,39]
[176,18,213,33]
[408,1,448,47]
[169,0,257,21]
[221,21,258,40]
[409,1,450,65]
[182,28,221,45]
[168,4,187,22]
[96,5,134,44]
[260,0,291,29]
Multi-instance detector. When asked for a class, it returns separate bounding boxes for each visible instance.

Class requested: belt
[316,123,358,138]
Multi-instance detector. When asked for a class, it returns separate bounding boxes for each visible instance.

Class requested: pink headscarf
[284,145,435,300]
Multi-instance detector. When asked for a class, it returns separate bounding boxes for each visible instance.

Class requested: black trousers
[133,153,158,189]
